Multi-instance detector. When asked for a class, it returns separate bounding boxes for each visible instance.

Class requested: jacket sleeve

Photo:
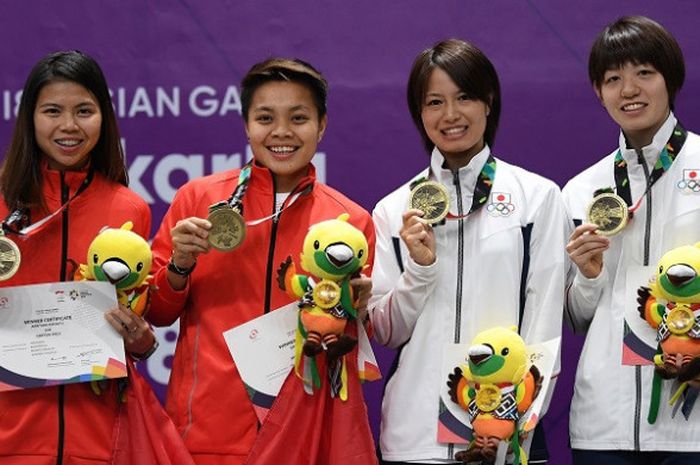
[368,199,438,349]
[561,188,607,334]
[518,184,568,417]
[146,185,193,327]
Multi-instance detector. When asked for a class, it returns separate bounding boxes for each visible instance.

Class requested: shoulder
[373,168,428,216]
[313,183,371,220]
[94,175,149,212]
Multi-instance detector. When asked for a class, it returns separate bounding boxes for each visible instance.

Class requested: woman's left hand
[105,304,156,356]
[351,274,372,322]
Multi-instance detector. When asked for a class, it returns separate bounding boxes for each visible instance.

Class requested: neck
[274,169,307,193]
[441,141,485,172]
[624,111,670,151]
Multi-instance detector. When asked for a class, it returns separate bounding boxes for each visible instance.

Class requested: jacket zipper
[633,149,652,451]
[56,173,69,465]
[448,170,465,460]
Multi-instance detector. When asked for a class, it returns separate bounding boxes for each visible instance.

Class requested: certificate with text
[0,281,127,391]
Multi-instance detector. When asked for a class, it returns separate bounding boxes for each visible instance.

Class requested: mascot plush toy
[637,242,700,423]
[447,326,541,465]
[78,221,153,316]
[277,213,368,400]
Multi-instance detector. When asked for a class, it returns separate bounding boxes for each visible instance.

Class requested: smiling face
[596,62,670,150]
[421,68,489,170]
[245,80,327,193]
[34,80,102,171]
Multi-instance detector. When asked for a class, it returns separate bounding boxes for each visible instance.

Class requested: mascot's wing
[447,366,470,410]
[517,365,542,413]
[637,286,662,329]
[76,264,89,281]
[129,285,151,317]
[276,256,307,299]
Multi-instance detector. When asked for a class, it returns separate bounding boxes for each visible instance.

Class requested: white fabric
[369,146,568,462]
[563,113,700,451]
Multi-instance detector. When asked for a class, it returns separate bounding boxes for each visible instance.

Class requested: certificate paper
[0,281,127,391]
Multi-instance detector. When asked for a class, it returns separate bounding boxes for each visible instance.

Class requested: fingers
[566,223,609,256]
[171,216,212,266]
[105,304,156,355]
[350,275,372,312]
[400,209,436,266]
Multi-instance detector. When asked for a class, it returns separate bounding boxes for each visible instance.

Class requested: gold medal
[207,202,246,252]
[586,192,628,236]
[408,181,450,224]
[667,305,695,335]
[0,233,21,281]
[475,384,502,412]
[313,279,341,309]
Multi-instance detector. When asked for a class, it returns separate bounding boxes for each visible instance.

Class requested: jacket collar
[248,159,317,196]
[429,144,491,190]
[618,112,676,168]
[41,158,92,204]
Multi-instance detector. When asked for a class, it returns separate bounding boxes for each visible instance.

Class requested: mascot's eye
[137,262,143,272]
[659,265,664,274]
[92,254,99,264]
[501,348,509,356]
[358,250,364,259]
[314,240,320,250]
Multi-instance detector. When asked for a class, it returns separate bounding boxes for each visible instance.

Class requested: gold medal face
[207,204,246,252]
[313,279,341,309]
[667,305,695,335]
[0,235,21,281]
[586,193,628,236]
[408,181,450,224]
[475,384,502,412]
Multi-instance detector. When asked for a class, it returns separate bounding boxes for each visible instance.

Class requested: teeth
[56,139,81,147]
[443,127,466,135]
[269,146,296,153]
[623,103,644,111]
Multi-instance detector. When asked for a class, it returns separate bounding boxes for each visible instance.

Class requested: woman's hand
[105,304,156,356]
[351,273,372,322]
[400,208,436,266]
[566,223,610,279]
[171,216,212,269]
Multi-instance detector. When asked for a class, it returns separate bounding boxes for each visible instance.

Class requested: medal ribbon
[445,154,496,219]
[613,123,687,213]
[2,168,94,238]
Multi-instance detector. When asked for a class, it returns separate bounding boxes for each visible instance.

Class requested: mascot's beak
[667,264,697,288]
[468,344,494,366]
[325,243,354,268]
[101,259,131,285]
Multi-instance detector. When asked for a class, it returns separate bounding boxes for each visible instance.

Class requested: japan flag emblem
[487,192,515,216]
[677,169,700,193]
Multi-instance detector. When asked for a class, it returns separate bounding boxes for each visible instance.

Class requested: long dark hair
[0,50,127,212]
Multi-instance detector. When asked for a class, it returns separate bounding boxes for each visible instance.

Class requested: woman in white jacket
[564,16,700,465]
[369,38,568,464]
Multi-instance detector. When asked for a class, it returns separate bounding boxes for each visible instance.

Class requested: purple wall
[2,2,700,463]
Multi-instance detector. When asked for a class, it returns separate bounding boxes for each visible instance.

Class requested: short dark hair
[588,16,685,106]
[407,38,501,154]
[1,50,127,212]
[240,58,328,121]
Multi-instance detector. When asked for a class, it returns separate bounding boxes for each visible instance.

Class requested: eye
[292,114,310,123]
[501,347,509,356]
[659,265,664,274]
[314,240,320,250]
[137,262,143,272]
[92,254,99,264]
[358,250,364,259]
[255,114,272,123]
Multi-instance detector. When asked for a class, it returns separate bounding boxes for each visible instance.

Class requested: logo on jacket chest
[486,192,515,217]
[677,169,700,193]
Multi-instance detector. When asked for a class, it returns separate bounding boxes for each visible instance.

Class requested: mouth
[54,138,84,150]
[621,102,647,112]
[267,145,299,158]
[440,126,468,138]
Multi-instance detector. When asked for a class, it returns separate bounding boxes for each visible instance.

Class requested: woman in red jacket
[148,58,377,465]
[0,50,154,465]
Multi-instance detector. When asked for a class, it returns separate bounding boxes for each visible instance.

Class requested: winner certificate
[0,281,127,391]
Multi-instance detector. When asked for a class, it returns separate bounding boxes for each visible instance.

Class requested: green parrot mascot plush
[447,326,541,465]
[277,213,368,400]
[77,221,152,316]
[637,242,700,423]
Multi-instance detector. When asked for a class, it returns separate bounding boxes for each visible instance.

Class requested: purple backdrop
[2,2,700,463]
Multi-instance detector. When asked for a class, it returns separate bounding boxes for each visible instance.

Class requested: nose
[621,78,640,98]
[271,120,292,138]
[59,113,79,131]
[443,100,459,122]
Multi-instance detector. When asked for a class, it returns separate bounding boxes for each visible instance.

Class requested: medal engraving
[667,305,695,335]
[408,181,450,224]
[207,203,246,252]
[475,384,502,412]
[0,235,21,281]
[586,193,628,236]
[313,279,341,309]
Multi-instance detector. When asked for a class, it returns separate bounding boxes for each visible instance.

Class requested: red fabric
[111,361,195,465]
[245,349,378,465]
[0,164,151,463]
[147,161,376,465]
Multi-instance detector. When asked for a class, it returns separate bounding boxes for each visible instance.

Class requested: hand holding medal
[0,230,21,281]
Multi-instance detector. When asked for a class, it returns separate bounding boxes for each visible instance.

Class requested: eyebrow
[252,104,311,112]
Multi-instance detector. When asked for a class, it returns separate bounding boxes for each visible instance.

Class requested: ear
[593,85,604,105]
[317,114,328,143]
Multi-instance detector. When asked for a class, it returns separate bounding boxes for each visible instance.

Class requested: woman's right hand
[566,223,609,279]
[170,216,212,269]
[400,209,436,266]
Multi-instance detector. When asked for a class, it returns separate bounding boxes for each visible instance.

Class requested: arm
[368,202,439,348]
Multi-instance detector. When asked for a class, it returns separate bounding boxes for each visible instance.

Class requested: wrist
[168,255,196,277]
[130,339,159,361]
